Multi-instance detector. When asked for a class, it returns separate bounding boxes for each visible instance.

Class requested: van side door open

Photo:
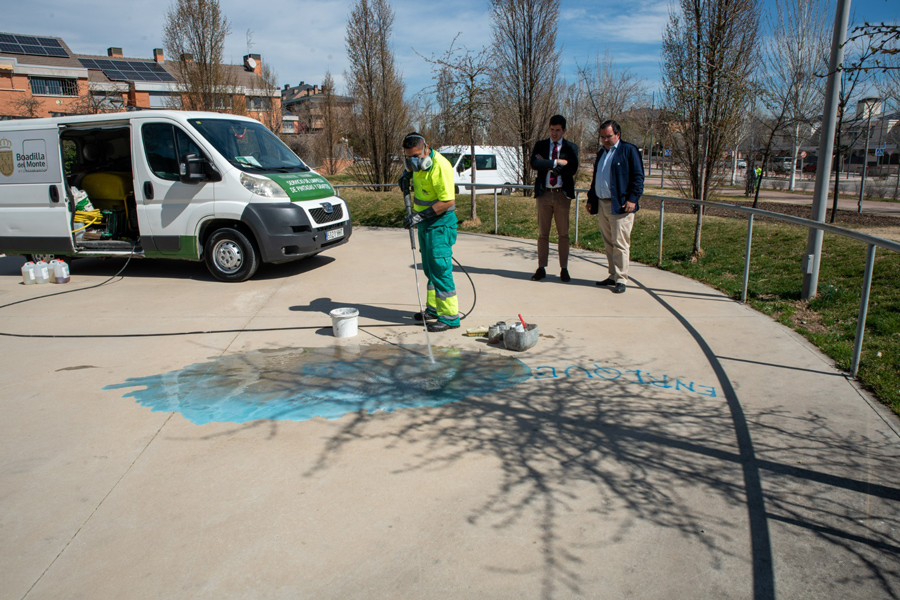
[0,124,73,255]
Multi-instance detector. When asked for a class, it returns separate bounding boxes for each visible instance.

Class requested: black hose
[453,256,476,320]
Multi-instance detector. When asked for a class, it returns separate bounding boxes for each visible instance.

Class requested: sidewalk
[1,228,898,599]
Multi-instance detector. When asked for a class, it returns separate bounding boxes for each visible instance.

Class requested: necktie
[550,142,559,187]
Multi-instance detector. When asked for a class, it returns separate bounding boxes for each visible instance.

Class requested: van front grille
[309,204,344,224]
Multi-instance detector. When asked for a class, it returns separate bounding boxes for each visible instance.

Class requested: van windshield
[187,118,309,173]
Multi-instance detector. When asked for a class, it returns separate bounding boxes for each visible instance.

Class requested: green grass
[336,184,900,415]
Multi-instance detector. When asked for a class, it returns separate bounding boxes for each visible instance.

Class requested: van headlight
[240,172,288,198]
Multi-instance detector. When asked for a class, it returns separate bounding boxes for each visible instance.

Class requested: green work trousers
[417,212,459,326]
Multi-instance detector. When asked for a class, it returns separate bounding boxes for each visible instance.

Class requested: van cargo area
[63,127,141,253]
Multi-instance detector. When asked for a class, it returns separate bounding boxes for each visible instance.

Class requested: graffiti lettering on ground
[533,365,717,398]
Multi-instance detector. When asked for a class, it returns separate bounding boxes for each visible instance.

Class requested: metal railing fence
[333,182,900,377]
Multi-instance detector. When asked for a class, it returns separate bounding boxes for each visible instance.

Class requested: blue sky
[5,0,898,102]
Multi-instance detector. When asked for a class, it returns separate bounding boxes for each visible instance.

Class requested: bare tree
[876,51,900,199]
[490,0,560,190]
[826,39,878,222]
[13,95,42,118]
[662,0,760,258]
[421,37,492,223]
[345,0,408,188]
[762,0,830,191]
[558,77,589,155]
[577,51,645,149]
[317,72,343,175]
[163,0,235,112]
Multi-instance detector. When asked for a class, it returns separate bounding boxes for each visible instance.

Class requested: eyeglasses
[600,134,617,140]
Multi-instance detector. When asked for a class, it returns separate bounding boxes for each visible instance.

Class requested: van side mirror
[456,162,464,174]
[180,153,206,184]
[179,153,222,184]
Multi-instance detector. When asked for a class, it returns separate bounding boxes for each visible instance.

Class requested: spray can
[33,260,50,284]
[50,259,70,284]
[21,261,37,285]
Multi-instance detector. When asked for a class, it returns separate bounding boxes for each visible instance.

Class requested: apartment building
[0,32,280,125]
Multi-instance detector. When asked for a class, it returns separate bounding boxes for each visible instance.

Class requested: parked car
[736,159,747,169]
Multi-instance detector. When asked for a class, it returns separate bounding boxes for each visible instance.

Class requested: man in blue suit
[586,120,644,294]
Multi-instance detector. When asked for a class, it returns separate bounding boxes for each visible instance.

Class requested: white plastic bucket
[21,261,36,285]
[329,307,359,338]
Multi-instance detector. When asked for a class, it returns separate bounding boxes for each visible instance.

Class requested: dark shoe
[596,278,615,287]
[427,321,459,332]
[413,311,438,322]
[531,267,546,281]
[560,268,571,282]
[613,283,626,294]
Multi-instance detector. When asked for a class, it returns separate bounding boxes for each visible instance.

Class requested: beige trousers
[597,200,634,284]
[536,189,571,269]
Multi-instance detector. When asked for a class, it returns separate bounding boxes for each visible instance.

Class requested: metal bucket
[503,323,538,352]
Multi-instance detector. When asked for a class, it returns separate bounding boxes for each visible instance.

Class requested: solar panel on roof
[0,34,69,57]
[78,57,175,82]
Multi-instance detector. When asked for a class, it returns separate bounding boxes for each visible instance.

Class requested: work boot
[560,268,570,282]
[427,321,459,332]
[531,267,546,281]
[413,311,438,322]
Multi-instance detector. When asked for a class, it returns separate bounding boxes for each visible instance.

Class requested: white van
[436,145,522,195]
[0,110,351,281]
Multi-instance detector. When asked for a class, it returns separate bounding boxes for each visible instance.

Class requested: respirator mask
[402,134,434,171]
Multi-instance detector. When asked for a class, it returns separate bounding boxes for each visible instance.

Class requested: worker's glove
[403,207,437,229]
[398,171,412,195]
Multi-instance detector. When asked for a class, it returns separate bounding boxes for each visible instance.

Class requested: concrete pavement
[1,228,899,599]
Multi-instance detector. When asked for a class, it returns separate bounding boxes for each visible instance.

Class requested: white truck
[0,110,351,281]
[436,145,522,195]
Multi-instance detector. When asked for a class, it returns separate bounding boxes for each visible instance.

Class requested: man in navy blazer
[530,114,579,282]
[586,120,644,293]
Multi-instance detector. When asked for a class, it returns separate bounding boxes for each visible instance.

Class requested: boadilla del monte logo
[0,138,13,177]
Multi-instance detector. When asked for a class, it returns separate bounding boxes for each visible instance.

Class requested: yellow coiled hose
[73,209,102,233]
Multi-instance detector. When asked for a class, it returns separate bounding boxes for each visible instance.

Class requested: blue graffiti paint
[105,345,532,425]
[534,364,717,398]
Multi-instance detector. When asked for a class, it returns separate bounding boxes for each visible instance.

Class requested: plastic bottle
[48,259,58,283]
[50,259,70,284]
[21,261,37,285]
[33,260,50,284]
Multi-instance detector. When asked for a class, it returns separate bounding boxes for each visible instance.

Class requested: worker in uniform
[398,133,460,332]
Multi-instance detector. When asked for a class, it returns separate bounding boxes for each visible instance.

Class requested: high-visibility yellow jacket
[412,150,455,213]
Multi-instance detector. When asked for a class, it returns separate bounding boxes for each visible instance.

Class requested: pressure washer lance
[403,192,436,364]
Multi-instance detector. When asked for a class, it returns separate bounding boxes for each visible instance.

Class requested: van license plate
[325,228,343,241]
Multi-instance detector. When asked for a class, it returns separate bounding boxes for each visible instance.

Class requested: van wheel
[28,253,69,264]
[205,228,259,282]
[502,184,512,196]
